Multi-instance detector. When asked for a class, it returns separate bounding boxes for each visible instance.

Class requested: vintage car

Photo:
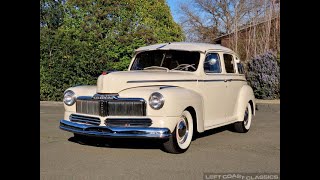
[59,42,256,153]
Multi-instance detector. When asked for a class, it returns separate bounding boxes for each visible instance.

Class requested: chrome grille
[76,99,100,116]
[70,114,101,126]
[107,100,146,116]
[76,97,146,117]
[105,118,152,127]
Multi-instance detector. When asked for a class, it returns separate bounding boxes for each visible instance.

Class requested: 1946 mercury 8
[59,42,256,153]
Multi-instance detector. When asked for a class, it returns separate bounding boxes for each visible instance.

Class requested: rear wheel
[234,102,252,133]
[162,110,194,154]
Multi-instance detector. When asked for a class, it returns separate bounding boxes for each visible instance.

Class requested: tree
[179,0,254,43]
[40,0,184,101]
[40,0,65,29]
[178,0,280,61]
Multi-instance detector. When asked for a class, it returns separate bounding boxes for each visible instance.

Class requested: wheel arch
[248,99,255,116]
[185,106,199,134]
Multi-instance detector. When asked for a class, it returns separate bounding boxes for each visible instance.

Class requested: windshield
[130,50,200,72]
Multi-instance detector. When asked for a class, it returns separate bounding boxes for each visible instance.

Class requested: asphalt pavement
[40,103,280,180]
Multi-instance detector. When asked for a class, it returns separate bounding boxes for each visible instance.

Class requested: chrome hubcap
[244,108,249,126]
[177,116,188,144]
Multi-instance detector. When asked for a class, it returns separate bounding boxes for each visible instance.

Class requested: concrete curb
[255,99,280,104]
[40,101,63,105]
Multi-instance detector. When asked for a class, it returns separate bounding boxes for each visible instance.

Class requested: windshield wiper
[143,66,169,71]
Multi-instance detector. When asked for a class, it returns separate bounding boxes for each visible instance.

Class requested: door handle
[224,79,227,82]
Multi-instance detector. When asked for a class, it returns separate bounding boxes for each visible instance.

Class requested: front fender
[120,86,205,133]
[234,85,256,122]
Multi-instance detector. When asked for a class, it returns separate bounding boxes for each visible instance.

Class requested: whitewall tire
[234,102,252,133]
[162,110,194,153]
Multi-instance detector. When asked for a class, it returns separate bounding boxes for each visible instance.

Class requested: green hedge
[40,0,184,101]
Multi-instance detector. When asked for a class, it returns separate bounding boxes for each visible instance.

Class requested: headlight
[149,92,164,110]
[63,90,76,106]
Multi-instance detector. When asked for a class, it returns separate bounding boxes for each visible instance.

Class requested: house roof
[135,42,235,53]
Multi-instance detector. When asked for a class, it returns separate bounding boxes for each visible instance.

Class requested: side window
[237,63,245,74]
[204,53,221,73]
[223,54,235,73]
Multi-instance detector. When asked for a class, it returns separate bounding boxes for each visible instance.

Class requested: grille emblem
[93,94,119,100]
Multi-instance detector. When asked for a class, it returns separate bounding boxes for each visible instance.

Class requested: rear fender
[234,85,256,122]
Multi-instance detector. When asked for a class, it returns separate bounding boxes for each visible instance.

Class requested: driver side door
[198,52,228,128]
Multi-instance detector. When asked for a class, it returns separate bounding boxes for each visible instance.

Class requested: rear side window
[237,63,245,74]
[223,54,235,73]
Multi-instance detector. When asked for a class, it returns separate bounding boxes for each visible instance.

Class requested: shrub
[245,51,280,99]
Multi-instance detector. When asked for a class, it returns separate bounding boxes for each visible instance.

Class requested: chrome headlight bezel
[63,90,76,106]
[149,92,165,110]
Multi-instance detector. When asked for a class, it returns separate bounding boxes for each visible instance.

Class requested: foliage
[277,52,280,64]
[40,0,65,29]
[40,0,184,101]
[245,51,280,99]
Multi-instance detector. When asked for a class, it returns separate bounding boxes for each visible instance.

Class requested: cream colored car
[59,42,256,153]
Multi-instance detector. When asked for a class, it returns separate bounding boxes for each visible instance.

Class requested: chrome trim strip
[59,120,171,139]
[198,80,225,82]
[105,118,152,127]
[203,73,246,76]
[230,79,247,82]
[127,79,246,83]
[115,98,145,102]
[156,43,169,49]
[160,86,176,89]
[77,96,93,100]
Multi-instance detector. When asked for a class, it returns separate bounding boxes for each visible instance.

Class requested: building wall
[214,17,280,61]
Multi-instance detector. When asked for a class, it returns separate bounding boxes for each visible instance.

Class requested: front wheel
[162,110,194,154]
[233,102,252,133]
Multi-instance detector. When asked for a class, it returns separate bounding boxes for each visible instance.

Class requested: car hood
[96,70,197,93]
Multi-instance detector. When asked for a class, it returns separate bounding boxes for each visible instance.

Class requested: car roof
[135,42,235,53]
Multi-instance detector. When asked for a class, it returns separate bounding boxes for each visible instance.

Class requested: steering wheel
[172,64,196,71]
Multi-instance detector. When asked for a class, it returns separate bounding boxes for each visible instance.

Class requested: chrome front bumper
[59,120,171,139]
